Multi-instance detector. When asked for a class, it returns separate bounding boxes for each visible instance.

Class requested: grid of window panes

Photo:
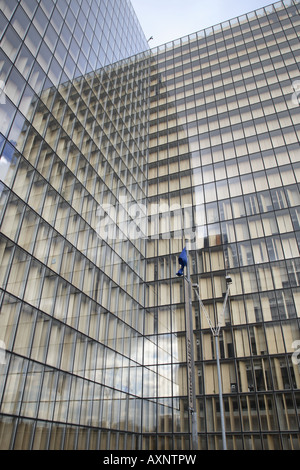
[1,0,300,452]
[0,0,148,85]
[0,0,152,451]
[146,0,300,450]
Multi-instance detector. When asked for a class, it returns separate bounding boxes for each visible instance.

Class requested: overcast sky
[131,0,276,47]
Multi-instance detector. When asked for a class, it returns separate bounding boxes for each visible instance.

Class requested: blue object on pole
[176,247,187,276]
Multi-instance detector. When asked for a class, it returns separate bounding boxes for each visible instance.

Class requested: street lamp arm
[192,283,217,335]
[215,281,231,336]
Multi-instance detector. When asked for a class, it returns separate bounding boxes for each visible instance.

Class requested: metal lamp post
[192,275,232,451]
[176,245,232,451]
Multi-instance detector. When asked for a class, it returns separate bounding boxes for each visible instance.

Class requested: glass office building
[0,0,300,451]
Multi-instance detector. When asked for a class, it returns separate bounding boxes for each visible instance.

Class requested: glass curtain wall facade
[146,0,300,450]
[0,0,300,452]
[0,0,150,451]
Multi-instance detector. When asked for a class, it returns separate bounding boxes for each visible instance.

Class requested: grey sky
[131,0,277,47]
